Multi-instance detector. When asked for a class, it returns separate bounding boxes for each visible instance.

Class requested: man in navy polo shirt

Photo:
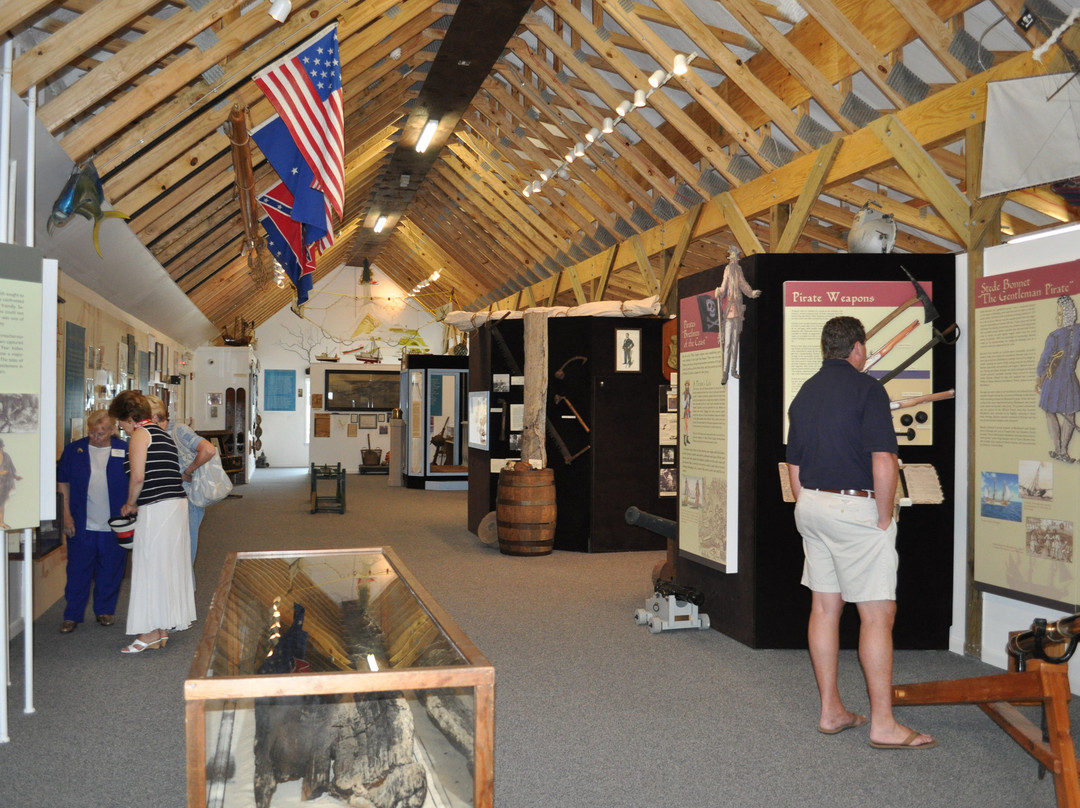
[787,316,936,750]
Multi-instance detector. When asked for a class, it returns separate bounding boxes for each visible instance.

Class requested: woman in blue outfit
[56,410,129,632]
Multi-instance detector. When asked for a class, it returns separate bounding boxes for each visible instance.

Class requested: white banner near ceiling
[981,72,1080,197]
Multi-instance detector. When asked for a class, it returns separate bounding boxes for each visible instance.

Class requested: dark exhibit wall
[677,254,958,650]
[467,317,672,552]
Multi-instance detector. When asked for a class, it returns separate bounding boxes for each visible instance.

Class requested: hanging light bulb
[573,141,585,157]
[616,99,632,117]
[673,53,688,75]
[649,69,666,88]
[586,127,600,143]
[602,117,614,134]
[633,89,647,107]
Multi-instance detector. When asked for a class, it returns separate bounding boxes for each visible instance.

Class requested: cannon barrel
[1007,613,1080,660]
[625,506,677,540]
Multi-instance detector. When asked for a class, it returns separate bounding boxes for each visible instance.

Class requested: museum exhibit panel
[185,547,494,808]
[467,316,673,552]
[401,354,469,490]
[675,254,957,649]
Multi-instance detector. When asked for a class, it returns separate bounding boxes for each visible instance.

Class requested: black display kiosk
[677,254,957,650]
[468,316,674,552]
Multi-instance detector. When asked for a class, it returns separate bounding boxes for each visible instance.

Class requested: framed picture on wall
[615,328,641,372]
[468,391,490,450]
[359,413,378,429]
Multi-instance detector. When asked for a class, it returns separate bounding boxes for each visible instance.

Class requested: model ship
[315,352,339,362]
[344,337,382,363]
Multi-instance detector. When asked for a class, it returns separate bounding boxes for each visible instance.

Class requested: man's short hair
[821,316,866,360]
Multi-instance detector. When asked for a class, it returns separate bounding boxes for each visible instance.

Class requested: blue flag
[251,115,330,244]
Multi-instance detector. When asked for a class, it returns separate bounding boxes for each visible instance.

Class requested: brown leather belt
[815,488,875,499]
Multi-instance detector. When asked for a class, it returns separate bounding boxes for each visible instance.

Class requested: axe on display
[879,324,959,385]
[866,265,939,340]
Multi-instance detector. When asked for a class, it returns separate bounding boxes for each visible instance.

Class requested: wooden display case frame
[184,546,494,807]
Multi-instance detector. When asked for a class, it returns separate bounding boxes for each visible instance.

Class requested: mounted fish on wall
[47,160,129,257]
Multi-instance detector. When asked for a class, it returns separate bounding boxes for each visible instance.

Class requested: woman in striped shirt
[108,391,196,654]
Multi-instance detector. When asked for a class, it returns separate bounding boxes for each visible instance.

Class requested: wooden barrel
[496,467,556,556]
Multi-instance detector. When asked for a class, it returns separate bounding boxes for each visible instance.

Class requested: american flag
[258,181,315,306]
[254,24,344,219]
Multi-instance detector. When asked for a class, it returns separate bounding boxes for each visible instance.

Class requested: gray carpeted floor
[2,468,1077,807]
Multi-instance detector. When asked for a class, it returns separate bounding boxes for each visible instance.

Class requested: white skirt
[125,497,197,635]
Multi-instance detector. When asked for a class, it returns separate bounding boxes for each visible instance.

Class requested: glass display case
[185,547,494,808]
[402,354,469,490]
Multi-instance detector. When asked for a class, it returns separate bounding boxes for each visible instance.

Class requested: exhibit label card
[973,260,1080,609]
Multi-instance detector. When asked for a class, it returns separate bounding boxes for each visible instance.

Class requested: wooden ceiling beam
[793,0,909,109]
[12,0,163,94]
[651,0,811,151]
[514,30,704,194]
[544,0,740,183]
[495,60,680,208]
[885,0,971,79]
[597,0,782,168]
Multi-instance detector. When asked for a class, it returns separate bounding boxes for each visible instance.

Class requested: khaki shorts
[794,487,898,602]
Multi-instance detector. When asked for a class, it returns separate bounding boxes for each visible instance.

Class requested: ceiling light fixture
[585,127,600,143]
[673,53,688,75]
[415,119,439,153]
[615,100,632,117]
[649,69,667,88]
[373,215,388,233]
[633,89,647,107]
[574,141,585,157]
[267,0,292,22]
[602,117,614,134]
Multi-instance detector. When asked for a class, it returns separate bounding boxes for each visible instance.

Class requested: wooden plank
[597,0,776,168]
[566,266,587,305]
[651,0,810,150]
[541,0,739,181]
[775,137,844,252]
[39,0,251,133]
[594,245,618,301]
[658,203,703,303]
[884,0,971,79]
[629,235,661,296]
[12,0,164,94]
[794,0,909,109]
[713,193,765,256]
[869,114,971,245]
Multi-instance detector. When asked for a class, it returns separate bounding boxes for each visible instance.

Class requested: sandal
[121,631,167,654]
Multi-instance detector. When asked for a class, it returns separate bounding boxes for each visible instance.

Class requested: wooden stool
[310,462,345,514]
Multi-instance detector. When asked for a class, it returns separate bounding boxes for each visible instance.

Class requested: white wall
[253,263,446,468]
[954,225,1080,693]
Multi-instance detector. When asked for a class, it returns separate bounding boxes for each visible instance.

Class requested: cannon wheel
[634,608,648,626]
[648,616,663,634]
[699,614,711,630]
